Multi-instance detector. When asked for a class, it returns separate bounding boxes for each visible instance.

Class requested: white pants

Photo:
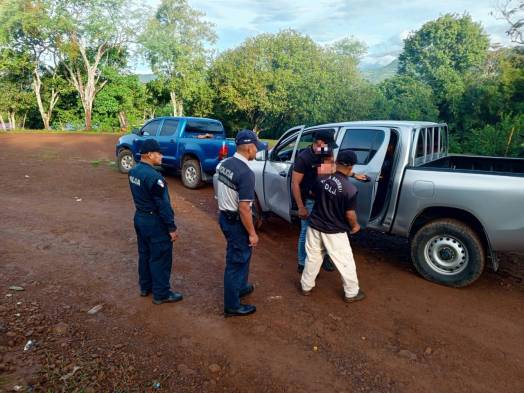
[300,227,360,298]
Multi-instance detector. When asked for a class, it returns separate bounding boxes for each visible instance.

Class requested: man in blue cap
[216,129,265,317]
[128,139,183,305]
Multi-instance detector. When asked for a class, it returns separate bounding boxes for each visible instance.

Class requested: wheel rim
[121,154,134,170]
[185,166,197,184]
[424,235,469,275]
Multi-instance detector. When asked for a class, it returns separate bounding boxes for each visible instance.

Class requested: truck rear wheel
[410,219,485,287]
[118,149,135,174]
[181,159,204,189]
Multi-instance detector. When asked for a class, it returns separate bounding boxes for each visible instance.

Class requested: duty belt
[220,210,240,221]
[136,209,158,216]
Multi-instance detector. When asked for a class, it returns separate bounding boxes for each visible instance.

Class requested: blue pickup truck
[116,116,236,189]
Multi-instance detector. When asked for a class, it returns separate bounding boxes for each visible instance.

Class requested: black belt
[136,209,158,216]
[220,210,240,221]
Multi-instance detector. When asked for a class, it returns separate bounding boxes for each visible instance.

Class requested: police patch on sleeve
[157,179,165,188]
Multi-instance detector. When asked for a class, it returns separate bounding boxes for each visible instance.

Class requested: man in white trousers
[300,149,365,303]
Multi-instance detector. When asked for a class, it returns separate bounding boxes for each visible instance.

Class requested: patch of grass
[0,129,124,135]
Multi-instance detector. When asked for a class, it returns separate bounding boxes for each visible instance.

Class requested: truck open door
[262,125,305,222]
[335,126,392,228]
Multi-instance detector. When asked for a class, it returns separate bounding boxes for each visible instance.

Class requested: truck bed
[420,155,524,176]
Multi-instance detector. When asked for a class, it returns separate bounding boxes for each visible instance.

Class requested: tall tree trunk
[170,91,178,116]
[32,70,58,130]
[8,112,16,130]
[177,100,184,117]
[22,113,27,129]
[118,111,128,130]
[0,113,5,130]
[63,40,107,130]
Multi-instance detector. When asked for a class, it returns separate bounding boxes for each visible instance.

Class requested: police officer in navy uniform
[216,129,265,317]
[128,139,183,305]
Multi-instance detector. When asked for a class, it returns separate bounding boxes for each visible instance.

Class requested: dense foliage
[0,0,522,156]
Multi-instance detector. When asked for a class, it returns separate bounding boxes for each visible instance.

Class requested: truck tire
[181,159,204,189]
[117,149,135,174]
[410,219,485,287]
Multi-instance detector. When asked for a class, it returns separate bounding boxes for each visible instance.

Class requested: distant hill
[137,74,156,83]
[361,59,399,84]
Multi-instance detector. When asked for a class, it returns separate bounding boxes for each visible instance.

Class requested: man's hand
[354,173,368,181]
[169,231,178,242]
[249,232,259,247]
[298,206,309,219]
[350,224,361,235]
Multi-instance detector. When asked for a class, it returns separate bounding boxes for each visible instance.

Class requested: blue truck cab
[116,116,236,189]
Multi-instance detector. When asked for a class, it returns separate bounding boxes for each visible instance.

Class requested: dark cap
[336,149,358,166]
[314,129,338,148]
[140,139,161,154]
[235,129,265,150]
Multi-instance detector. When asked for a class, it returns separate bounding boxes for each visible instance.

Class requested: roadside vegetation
[0,0,523,156]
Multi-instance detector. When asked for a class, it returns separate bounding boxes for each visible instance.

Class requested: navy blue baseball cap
[235,129,265,150]
[140,139,162,154]
[336,149,358,166]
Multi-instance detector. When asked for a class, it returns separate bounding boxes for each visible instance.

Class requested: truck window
[271,135,298,162]
[415,130,425,158]
[185,120,224,134]
[141,119,161,136]
[340,129,385,165]
[159,119,179,136]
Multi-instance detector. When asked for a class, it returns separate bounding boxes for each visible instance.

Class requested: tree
[0,0,65,130]
[53,0,139,129]
[379,75,439,121]
[139,0,216,117]
[497,0,524,45]
[398,14,490,123]
[0,48,34,129]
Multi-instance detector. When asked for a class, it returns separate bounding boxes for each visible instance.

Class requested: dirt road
[0,134,523,393]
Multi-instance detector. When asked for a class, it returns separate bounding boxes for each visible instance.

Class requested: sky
[137,0,513,72]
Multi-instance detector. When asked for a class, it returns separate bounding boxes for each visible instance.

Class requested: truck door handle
[279,171,287,177]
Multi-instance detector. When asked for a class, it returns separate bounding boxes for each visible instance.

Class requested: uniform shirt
[309,171,358,234]
[293,146,321,201]
[216,153,255,212]
[128,162,177,232]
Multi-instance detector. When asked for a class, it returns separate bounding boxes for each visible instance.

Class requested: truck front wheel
[181,159,204,189]
[118,149,135,174]
[410,219,485,287]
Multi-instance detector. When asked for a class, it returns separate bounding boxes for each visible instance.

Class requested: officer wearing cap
[300,149,366,303]
[216,129,265,317]
[128,139,183,305]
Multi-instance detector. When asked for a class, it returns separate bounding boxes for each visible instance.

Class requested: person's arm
[346,210,360,234]
[350,172,368,181]
[291,171,308,218]
[150,178,178,241]
[239,201,258,247]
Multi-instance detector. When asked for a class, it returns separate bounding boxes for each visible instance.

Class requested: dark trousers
[134,212,173,300]
[219,212,252,310]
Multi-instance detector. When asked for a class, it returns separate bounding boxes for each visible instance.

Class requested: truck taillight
[218,142,228,161]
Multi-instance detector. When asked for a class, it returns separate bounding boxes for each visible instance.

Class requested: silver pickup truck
[214,121,524,287]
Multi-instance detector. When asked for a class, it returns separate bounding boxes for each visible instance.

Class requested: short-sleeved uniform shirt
[128,162,177,232]
[293,146,322,201]
[216,153,255,212]
[309,171,358,234]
